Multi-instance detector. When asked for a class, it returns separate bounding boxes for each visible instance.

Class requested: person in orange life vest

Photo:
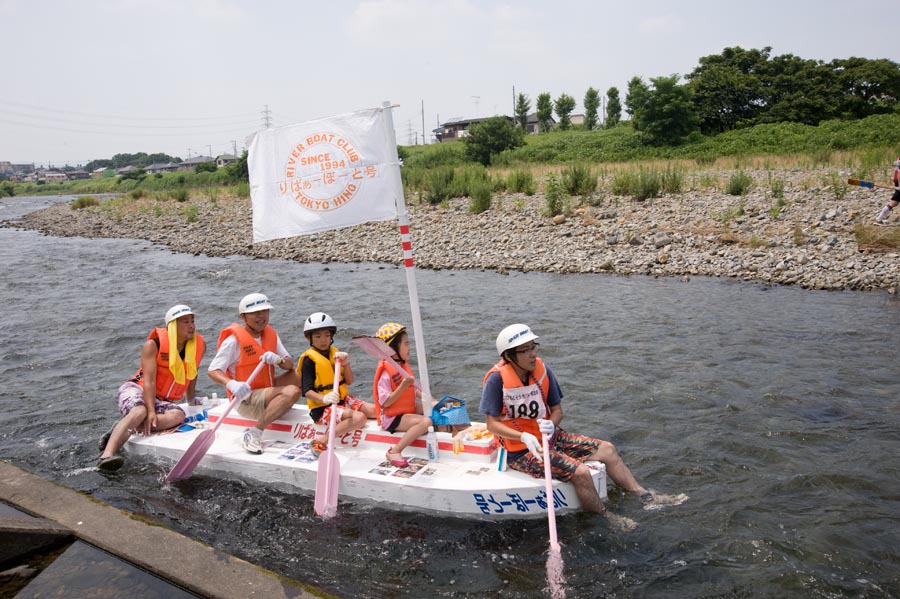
[371,322,432,468]
[298,312,375,457]
[480,324,687,528]
[875,157,900,224]
[207,293,300,455]
[97,304,206,472]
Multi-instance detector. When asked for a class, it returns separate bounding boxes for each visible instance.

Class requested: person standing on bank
[97,304,206,472]
[480,323,687,530]
[207,293,301,454]
[875,156,900,224]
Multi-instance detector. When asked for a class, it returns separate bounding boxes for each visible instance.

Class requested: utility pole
[231,140,238,156]
[187,148,193,159]
[262,104,273,129]
[207,145,213,159]
[421,100,426,146]
[471,96,480,118]
[512,86,516,125]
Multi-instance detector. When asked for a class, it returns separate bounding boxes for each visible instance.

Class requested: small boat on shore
[127,397,607,520]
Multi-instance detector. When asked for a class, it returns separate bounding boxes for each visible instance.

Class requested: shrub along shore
[9,164,900,293]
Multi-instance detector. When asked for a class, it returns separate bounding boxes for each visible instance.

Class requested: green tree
[829,57,900,119]
[554,93,576,130]
[634,74,699,145]
[462,117,525,166]
[625,76,650,128]
[536,92,554,133]
[583,87,600,130]
[605,87,622,128]
[686,47,770,133]
[195,161,218,173]
[225,150,249,183]
[759,54,837,125]
[515,93,531,130]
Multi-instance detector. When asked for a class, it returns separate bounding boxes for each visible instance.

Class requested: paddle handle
[542,432,560,550]
[847,178,894,190]
[210,360,266,433]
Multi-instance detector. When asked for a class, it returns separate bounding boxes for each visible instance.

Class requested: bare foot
[641,490,689,511]
[604,512,638,532]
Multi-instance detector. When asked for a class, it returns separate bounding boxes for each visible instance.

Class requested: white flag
[247,107,401,243]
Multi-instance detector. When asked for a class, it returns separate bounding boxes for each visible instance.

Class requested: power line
[0,117,259,137]
[0,98,258,122]
[0,108,259,130]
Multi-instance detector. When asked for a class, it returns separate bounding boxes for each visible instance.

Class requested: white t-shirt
[208,331,289,376]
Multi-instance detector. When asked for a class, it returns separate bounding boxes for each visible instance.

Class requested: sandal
[97,455,125,472]
[386,450,408,468]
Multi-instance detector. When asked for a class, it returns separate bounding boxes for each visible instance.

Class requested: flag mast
[380,100,433,406]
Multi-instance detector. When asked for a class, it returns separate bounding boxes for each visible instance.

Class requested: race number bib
[501,384,547,420]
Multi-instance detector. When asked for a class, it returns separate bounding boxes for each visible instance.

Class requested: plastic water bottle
[426,426,438,461]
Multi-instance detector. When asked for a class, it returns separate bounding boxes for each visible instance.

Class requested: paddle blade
[847,178,873,188]
[314,448,341,519]
[546,546,566,599]
[165,429,215,483]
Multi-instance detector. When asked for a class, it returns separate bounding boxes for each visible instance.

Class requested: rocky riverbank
[8,168,900,292]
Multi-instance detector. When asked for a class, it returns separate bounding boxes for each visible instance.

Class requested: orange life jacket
[130,328,206,402]
[372,359,416,426]
[217,323,277,390]
[482,357,550,453]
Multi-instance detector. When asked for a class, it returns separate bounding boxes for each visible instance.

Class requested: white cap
[495,323,539,356]
[165,304,194,325]
[239,293,272,314]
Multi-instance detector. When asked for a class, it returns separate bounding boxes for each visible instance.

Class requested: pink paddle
[543,430,566,598]
[165,361,266,483]
[351,335,421,391]
[314,357,342,519]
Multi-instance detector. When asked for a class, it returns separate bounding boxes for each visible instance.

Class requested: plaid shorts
[116,381,185,417]
[507,429,604,482]
[314,395,366,425]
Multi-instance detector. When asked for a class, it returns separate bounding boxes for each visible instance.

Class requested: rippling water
[2,195,899,598]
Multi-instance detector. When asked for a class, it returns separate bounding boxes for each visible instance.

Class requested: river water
[2,195,899,598]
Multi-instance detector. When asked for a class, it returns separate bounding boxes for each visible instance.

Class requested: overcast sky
[1,0,896,166]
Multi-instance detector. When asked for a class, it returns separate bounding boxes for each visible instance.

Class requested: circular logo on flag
[281,132,369,212]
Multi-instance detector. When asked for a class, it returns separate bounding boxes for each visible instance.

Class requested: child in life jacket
[297,312,375,456]
[371,323,432,468]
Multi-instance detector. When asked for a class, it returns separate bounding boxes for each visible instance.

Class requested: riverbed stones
[8,167,900,292]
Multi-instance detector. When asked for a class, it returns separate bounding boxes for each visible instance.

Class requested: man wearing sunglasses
[480,323,686,529]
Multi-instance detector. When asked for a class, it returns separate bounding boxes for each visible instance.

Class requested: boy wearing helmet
[208,293,301,455]
[98,304,206,471]
[480,324,686,529]
[298,312,375,456]
[371,322,432,467]
[875,157,900,224]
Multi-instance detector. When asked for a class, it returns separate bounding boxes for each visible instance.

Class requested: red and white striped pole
[381,101,434,410]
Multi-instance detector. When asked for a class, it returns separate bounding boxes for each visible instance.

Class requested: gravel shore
[9,168,900,292]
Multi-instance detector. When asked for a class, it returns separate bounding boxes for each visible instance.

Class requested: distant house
[116,165,139,176]
[522,112,556,135]
[146,162,179,175]
[66,170,90,180]
[215,154,237,168]
[91,167,114,178]
[569,114,585,127]
[178,156,214,171]
[434,116,514,143]
[44,171,68,183]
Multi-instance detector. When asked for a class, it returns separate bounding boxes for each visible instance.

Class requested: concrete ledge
[0,461,329,599]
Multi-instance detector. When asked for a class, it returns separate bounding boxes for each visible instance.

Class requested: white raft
[126,397,607,520]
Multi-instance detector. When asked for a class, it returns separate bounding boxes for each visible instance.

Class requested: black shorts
[385,413,405,434]
[891,188,900,204]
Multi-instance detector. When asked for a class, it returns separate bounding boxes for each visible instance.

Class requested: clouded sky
[1,0,896,166]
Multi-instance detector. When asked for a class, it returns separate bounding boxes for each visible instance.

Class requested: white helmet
[496,323,538,356]
[165,304,194,325]
[239,293,272,314]
[304,312,337,334]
